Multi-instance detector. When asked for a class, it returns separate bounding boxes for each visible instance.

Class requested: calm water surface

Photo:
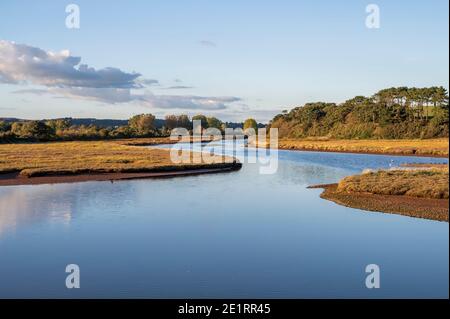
[0,142,448,298]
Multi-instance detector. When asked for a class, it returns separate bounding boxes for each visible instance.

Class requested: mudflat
[309,164,449,222]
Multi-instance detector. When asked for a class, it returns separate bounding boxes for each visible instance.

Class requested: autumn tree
[128,114,156,135]
[243,118,258,132]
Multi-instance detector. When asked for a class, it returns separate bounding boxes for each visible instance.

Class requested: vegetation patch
[0,114,261,143]
[0,138,236,178]
[337,165,449,199]
[311,164,449,222]
[259,138,449,157]
[270,87,449,140]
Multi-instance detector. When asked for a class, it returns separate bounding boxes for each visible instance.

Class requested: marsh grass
[272,138,449,157]
[0,138,230,177]
[337,165,449,199]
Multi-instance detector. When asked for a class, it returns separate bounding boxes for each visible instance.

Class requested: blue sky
[0,0,448,122]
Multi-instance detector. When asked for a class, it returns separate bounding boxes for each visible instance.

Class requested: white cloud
[139,95,239,110]
[17,87,239,110]
[0,40,140,88]
[138,78,159,86]
[164,85,194,90]
[0,40,241,111]
[54,87,136,104]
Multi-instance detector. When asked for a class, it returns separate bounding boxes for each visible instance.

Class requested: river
[0,141,448,298]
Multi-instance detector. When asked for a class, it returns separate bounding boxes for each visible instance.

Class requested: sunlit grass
[274,138,449,157]
[337,165,449,199]
[0,138,230,177]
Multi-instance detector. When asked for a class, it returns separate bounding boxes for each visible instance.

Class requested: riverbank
[0,165,241,186]
[263,138,449,158]
[0,138,240,186]
[310,165,449,222]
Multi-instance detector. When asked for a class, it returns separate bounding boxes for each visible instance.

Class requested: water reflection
[0,186,74,236]
[0,145,447,298]
[0,145,447,236]
[0,181,145,237]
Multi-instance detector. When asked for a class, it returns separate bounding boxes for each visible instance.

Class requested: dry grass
[272,138,449,157]
[0,138,232,177]
[318,183,448,222]
[337,165,449,199]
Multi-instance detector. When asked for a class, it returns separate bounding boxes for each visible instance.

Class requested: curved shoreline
[0,163,242,187]
[309,184,449,222]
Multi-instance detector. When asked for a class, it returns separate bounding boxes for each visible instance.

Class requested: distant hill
[0,117,22,123]
[224,122,266,129]
[0,117,166,129]
[63,118,129,128]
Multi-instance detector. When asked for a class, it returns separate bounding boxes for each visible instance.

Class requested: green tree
[269,86,449,139]
[45,119,71,132]
[111,125,133,138]
[192,114,208,128]
[12,121,53,139]
[164,115,178,130]
[128,114,156,135]
[177,114,191,129]
[206,117,222,129]
[0,121,11,132]
[165,114,191,131]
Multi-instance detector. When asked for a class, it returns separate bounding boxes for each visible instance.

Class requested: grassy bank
[273,138,449,157]
[0,138,236,179]
[337,165,449,199]
[311,164,449,222]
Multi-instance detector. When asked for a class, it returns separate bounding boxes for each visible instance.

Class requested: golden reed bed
[272,138,449,157]
[310,165,449,222]
[0,138,239,184]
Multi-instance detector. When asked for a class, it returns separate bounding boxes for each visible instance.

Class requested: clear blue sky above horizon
[0,0,448,122]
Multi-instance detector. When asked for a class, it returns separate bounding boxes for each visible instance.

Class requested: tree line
[0,114,260,143]
[269,87,449,139]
